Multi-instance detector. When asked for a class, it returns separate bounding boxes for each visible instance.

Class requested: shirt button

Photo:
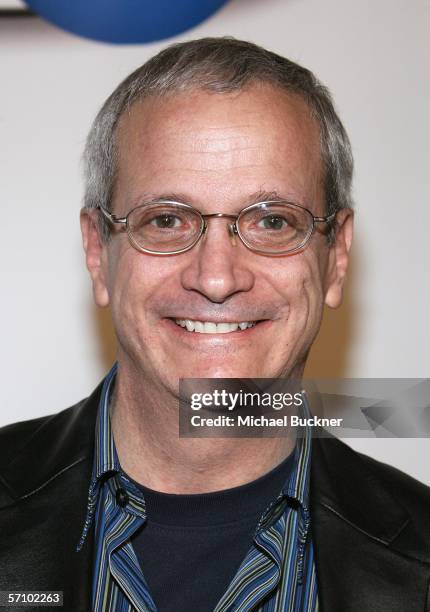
[116,488,129,508]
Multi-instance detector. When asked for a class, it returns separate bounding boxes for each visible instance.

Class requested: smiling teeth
[175,319,256,333]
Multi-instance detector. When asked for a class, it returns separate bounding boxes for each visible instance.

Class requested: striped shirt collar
[93,363,120,479]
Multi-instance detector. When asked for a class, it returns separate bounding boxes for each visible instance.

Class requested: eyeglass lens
[127,202,313,254]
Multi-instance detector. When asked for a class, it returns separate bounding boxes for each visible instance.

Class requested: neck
[110,363,297,494]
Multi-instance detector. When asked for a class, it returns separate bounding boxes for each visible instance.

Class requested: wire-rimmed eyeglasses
[98,200,336,256]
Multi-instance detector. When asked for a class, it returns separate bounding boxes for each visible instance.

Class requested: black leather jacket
[0,381,429,611]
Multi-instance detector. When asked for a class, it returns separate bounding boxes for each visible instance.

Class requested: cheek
[260,255,326,376]
[275,250,325,300]
[302,255,326,316]
[106,248,163,337]
[272,252,327,333]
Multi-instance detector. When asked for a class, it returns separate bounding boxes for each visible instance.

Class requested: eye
[149,214,182,229]
[257,215,289,230]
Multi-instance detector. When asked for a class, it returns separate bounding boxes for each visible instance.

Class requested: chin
[181,363,265,380]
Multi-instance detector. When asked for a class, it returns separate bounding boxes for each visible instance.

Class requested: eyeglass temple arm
[98,205,127,225]
[314,212,336,223]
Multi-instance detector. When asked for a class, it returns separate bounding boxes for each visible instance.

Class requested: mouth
[173,319,259,334]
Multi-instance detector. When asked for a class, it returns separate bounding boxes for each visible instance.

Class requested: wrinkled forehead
[114,83,325,211]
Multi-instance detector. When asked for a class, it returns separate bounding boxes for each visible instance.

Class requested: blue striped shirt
[78,365,318,611]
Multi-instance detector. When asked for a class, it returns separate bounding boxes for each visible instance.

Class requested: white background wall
[1,1,429,482]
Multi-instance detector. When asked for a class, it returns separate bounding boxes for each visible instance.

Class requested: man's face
[82,83,352,395]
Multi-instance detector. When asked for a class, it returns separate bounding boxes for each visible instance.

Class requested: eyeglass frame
[97,199,337,256]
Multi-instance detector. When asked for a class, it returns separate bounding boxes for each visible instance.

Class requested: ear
[324,208,354,309]
[80,208,110,307]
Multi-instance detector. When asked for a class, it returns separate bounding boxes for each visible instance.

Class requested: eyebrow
[246,189,295,205]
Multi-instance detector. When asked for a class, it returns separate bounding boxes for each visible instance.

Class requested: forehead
[114,83,324,210]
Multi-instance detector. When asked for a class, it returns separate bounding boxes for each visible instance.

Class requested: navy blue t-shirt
[129,452,293,612]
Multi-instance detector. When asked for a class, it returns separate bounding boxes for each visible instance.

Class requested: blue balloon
[24,0,230,44]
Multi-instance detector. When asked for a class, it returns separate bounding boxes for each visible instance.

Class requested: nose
[180,217,255,303]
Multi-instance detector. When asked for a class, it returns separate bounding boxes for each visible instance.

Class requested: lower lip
[164,318,271,340]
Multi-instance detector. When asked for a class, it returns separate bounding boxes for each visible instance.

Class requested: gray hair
[83,37,353,241]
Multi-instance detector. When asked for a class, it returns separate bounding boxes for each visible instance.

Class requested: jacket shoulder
[357,446,430,522]
[0,400,85,469]
[318,434,430,558]
[316,434,430,509]
[0,382,102,505]
[313,434,430,559]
